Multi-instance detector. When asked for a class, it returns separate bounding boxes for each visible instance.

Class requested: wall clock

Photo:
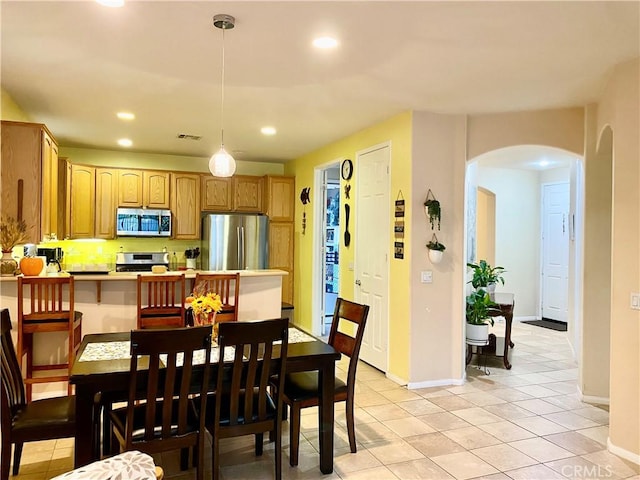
[341,159,353,181]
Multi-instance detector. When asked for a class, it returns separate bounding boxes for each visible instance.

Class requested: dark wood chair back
[137,274,186,329]
[328,297,370,391]
[111,326,212,480]
[208,318,289,480]
[1,308,76,479]
[193,273,240,323]
[17,276,82,400]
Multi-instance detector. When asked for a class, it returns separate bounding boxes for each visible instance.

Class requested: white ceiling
[2,1,638,164]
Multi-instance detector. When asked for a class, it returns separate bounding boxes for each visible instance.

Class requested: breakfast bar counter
[0,269,287,378]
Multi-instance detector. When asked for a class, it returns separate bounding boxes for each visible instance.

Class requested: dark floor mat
[522,319,567,331]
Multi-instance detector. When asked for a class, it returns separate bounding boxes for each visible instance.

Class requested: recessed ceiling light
[117,112,135,120]
[312,36,338,49]
[96,0,124,7]
[261,126,277,136]
[117,138,132,147]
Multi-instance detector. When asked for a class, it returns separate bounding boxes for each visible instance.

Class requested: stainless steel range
[115,252,169,272]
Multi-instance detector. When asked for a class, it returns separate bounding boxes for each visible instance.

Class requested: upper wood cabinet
[118,169,170,208]
[171,173,200,239]
[201,176,232,211]
[66,164,118,239]
[201,175,264,213]
[264,175,295,222]
[233,175,263,213]
[0,121,59,244]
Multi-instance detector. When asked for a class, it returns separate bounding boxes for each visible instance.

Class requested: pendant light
[209,14,236,177]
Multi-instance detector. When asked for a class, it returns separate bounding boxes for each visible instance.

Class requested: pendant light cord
[220,26,226,148]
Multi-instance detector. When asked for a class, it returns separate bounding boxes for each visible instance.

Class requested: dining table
[70,324,341,474]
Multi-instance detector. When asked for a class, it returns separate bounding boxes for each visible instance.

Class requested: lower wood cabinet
[171,173,201,239]
[269,221,294,304]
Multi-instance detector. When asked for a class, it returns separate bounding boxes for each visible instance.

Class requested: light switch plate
[421,271,433,283]
[631,292,640,310]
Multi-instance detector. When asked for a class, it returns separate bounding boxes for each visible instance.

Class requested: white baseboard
[577,385,610,405]
[384,372,407,386]
[608,437,640,466]
[514,315,537,322]
[407,377,465,390]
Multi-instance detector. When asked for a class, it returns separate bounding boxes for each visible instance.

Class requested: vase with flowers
[186,283,223,334]
[0,216,28,276]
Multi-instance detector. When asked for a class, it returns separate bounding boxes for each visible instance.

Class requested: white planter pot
[466,322,489,342]
[486,282,496,293]
[428,249,444,264]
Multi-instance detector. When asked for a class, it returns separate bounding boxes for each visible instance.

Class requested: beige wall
[467,108,584,159]
[410,112,466,385]
[596,58,640,462]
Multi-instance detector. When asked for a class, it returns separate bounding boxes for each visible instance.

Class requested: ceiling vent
[177,133,202,141]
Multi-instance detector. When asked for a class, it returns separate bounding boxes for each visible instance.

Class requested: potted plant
[426,235,446,264]
[466,289,500,342]
[0,216,28,276]
[467,259,506,293]
[424,197,441,231]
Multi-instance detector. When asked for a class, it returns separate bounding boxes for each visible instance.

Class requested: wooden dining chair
[108,325,213,480]
[17,276,83,401]
[193,273,240,323]
[275,298,369,466]
[137,274,186,329]
[203,318,289,480]
[1,308,76,480]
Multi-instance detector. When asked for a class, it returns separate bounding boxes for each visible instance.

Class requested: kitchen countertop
[0,269,288,282]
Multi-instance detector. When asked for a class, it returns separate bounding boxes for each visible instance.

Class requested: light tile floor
[9,322,640,480]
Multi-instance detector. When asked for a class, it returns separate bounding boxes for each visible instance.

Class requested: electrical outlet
[421,271,433,283]
[631,292,640,310]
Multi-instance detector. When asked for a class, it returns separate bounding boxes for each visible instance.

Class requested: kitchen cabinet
[201,176,232,211]
[117,169,170,208]
[67,164,96,238]
[233,175,263,213]
[1,121,60,244]
[171,172,200,239]
[202,175,264,213]
[264,175,295,222]
[269,221,294,304]
[65,165,118,239]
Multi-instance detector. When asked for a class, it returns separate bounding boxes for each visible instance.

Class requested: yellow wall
[1,88,31,122]
[286,112,413,381]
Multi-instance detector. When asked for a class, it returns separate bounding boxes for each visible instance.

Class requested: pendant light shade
[209,14,236,178]
[209,147,236,177]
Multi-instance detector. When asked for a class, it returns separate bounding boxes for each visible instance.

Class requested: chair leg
[346,396,357,453]
[1,437,11,480]
[254,433,263,456]
[195,440,204,480]
[275,418,282,480]
[212,435,220,480]
[25,334,33,403]
[289,403,301,467]
[12,443,23,476]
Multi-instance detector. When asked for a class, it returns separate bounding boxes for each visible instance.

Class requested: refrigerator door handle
[238,226,245,269]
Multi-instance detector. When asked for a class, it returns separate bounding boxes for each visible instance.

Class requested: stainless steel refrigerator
[201,214,269,270]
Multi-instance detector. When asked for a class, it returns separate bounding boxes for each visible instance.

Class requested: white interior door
[355,144,390,372]
[542,183,570,321]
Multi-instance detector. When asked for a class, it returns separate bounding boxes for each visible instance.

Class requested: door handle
[355,280,361,286]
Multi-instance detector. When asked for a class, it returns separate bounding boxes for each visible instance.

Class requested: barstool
[193,272,240,323]
[137,274,186,329]
[17,276,83,401]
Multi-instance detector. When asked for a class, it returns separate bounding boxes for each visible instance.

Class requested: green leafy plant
[424,198,441,231]
[426,239,446,251]
[467,260,506,289]
[466,289,499,326]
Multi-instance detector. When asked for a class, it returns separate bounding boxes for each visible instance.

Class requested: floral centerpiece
[186,289,223,328]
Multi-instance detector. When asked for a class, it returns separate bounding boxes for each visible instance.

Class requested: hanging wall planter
[423,189,441,230]
[426,233,445,264]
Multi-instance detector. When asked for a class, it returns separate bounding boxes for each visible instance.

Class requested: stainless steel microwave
[116,208,172,237]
